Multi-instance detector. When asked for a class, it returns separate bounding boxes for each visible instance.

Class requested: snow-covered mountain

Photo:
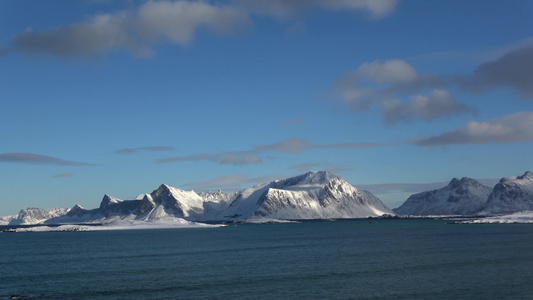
[393,177,492,216]
[0,214,17,225]
[8,207,70,225]
[223,171,392,220]
[482,171,533,215]
[26,171,392,224]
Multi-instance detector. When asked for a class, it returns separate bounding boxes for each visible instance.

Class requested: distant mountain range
[394,171,533,216]
[4,171,393,225]
[3,171,533,226]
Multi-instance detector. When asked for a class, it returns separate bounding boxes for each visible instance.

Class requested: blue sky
[1,0,532,215]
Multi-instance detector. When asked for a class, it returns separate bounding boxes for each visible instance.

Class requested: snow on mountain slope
[4,171,393,225]
[8,207,71,225]
[482,171,533,215]
[150,184,205,218]
[0,214,17,225]
[393,177,492,216]
[221,171,392,220]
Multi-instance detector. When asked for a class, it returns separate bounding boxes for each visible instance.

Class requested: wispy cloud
[114,146,173,154]
[235,0,398,20]
[357,182,450,194]
[278,118,304,126]
[254,137,386,154]
[157,151,262,165]
[289,163,353,173]
[183,174,284,190]
[358,178,499,195]
[0,153,95,166]
[51,173,74,178]
[254,138,313,154]
[413,111,533,146]
[158,137,388,166]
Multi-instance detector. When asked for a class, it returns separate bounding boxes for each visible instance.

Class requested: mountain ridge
[394,171,533,216]
[6,171,392,225]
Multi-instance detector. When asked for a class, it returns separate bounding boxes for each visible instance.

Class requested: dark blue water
[1,219,533,299]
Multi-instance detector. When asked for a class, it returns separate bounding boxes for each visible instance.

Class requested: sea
[1,219,533,299]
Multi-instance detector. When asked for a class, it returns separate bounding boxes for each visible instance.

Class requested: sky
[1,0,533,216]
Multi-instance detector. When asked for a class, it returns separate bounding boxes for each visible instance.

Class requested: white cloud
[415,111,533,146]
[357,59,419,83]
[333,71,374,112]
[382,89,476,125]
[13,1,251,57]
[136,1,250,44]
[235,0,398,19]
[334,60,474,124]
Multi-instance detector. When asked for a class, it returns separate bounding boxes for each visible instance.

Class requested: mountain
[8,207,70,225]
[482,171,533,215]
[222,171,392,220]
[0,214,17,225]
[40,171,391,224]
[393,177,492,216]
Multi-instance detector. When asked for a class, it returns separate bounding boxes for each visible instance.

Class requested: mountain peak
[99,194,122,210]
[518,171,533,180]
[499,171,533,184]
[395,176,492,216]
[152,184,173,197]
[448,177,482,189]
[279,171,338,187]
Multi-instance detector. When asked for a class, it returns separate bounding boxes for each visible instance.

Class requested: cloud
[52,173,74,178]
[334,59,476,124]
[357,59,419,83]
[289,163,353,173]
[254,137,313,154]
[254,137,384,153]
[114,146,173,154]
[414,111,533,146]
[0,153,95,166]
[10,0,397,58]
[315,142,390,149]
[357,182,450,195]
[358,178,499,195]
[13,1,251,57]
[158,137,387,165]
[157,151,262,165]
[278,118,304,126]
[382,89,476,125]
[235,0,398,19]
[0,47,8,57]
[183,174,284,189]
[460,45,533,99]
[334,59,421,112]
